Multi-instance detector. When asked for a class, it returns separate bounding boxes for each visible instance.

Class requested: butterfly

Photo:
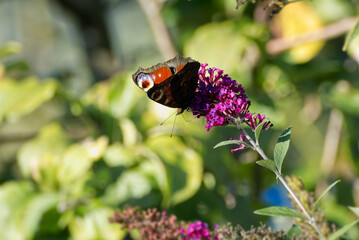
[132,54,200,114]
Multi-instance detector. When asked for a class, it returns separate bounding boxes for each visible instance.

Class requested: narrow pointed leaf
[349,206,359,217]
[256,160,276,173]
[313,180,340,214]
[254,206,306,220]
[254,121,266,144]
[343,19,359,51]
[214,140,253,149]
[274,127,292,174]
[328,219,359,240]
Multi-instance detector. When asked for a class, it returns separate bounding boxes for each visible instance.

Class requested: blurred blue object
[260,184,292,207]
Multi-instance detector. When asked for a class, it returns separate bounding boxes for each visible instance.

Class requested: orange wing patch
[176,64,185,73]
[151,67,172,84]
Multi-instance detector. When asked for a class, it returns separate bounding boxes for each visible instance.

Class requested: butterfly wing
[146,76,179,108]
[170,61,200,111]
[146,61,200,111]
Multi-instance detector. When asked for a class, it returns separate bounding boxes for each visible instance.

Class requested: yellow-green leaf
[254,206,306,220]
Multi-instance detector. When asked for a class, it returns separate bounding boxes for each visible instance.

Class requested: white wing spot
[137,73,154,92]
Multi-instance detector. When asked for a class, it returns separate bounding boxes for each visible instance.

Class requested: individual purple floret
[244,113,273,131]
[230,135,246,152]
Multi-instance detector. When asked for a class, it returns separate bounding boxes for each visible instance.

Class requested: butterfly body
[132,55,200,114]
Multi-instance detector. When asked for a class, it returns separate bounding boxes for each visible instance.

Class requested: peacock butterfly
[132,54,200,114]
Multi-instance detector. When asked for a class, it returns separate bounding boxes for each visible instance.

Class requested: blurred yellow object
[0,64,4,79]
[277,1,325,63]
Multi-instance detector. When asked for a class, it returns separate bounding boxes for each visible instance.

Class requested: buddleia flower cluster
[110,206,292,240]
[109,206,219,240]
[190,64,272,150]
[190,64,272,132]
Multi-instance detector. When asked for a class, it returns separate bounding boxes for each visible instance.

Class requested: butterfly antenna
[170,113,178,138]
[160,111,176,125]
[181,113,197,122]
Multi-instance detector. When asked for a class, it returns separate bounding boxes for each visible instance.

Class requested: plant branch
[237,123,327,240]
[136,0,177,59]
[266,17,358,55]
[320,108,343,177]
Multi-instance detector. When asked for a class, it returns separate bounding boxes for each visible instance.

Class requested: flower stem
[237,123,327,240]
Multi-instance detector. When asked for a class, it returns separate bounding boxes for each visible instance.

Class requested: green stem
[237,122,326,240]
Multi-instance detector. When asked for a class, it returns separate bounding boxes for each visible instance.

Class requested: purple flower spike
[190,64,272,132]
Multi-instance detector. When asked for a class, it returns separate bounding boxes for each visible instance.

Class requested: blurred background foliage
[0,0,359,239]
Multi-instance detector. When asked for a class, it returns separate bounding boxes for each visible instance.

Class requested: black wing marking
[170,61,200,110]
[147,76,178,108]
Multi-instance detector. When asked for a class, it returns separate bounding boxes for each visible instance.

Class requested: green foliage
[254,206,306,220]
[18,123,108,190]
[256,160,276,172]
[349,206,359,217]
[146,135,203,206]
[0,182,58,239]
[0,78,57,123]
[343,19,359,51]
[273,127,292,174]
[313,180,341,215]
[329,83,359,117]
[69,207,126,240]
[82,73,138,119]
[184,19,268,85]
[0,42,21,59]
[286,225,301,238]
[214,139,253,150]
[328,220,359,240]
[254,121,266,145]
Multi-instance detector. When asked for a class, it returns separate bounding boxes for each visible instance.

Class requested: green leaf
[18,123,108,188]
[146,135,203,206]
[254,121,266,144]
[119,118,138,146]
[104,143,137,167]
[349,206,359,217]
[82,73,138,118]
[0,182,58,240]
[57,135,109,185]
[330,85,359,117]
[214,139,253,150]
[23,192,59,237]
[69,207,126,240]
[256,160,277,173]
[109,74,138,118]
[343,19,359,51]
[103,169,154,205]
[0,42,21,59]
[313,180,341,215]
[5,60,29,72]
[254,206,306,220]
[18,123,69,179]
[287,225,301,238]
[0,78,57,123]
[184,21,255,74]
[328,219,359,240]
[274,126,292,174]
